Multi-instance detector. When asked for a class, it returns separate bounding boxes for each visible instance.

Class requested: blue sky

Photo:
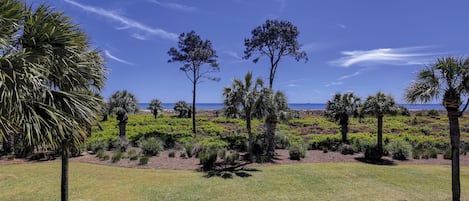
[38,0,469,103]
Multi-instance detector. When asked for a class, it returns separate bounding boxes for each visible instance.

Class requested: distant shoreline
[138,103,447,111]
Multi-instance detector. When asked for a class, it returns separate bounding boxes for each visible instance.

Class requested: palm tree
[325,93,361,143]
[108,90,138,150]
[0,2,106,201]
[405,56,469,201]
[20,5,106,201]
[222,87,241,118]
[223,71,264,161]
[174,101,192,118]
[362,92,397,154]
[148,99,163,118]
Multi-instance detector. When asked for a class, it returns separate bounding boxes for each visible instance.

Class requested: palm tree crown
[325,93,361,142]
[148,99,163,118]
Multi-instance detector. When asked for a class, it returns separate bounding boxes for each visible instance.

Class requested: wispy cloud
[325,82,343,87]
[331,46,439,67]
[338,24,347,29]
[223,50,243,60]
[64,0,178,41]
[131,33,147,41]
[148,0,197,12]
[338,71,360,80]
[104,50,135,66]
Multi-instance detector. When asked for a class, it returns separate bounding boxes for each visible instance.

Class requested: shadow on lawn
[354,157,396,166]
[203,162,261,179]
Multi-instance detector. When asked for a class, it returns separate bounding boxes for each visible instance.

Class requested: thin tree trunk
[61,139,69,201]
[192,81,197,135]
[340,116,349,143]
[246,110,253,162]
[265,113,277,156]
[377,115,383,154]
[153,111,157,119]
[448,109,460,201]
[118,121,127,151]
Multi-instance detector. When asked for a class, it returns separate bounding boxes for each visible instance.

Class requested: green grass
[1,162,468,201]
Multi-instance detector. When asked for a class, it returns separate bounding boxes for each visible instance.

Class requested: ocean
[138,103,446,111]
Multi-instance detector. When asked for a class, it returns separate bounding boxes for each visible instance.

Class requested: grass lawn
[1,162,468,201]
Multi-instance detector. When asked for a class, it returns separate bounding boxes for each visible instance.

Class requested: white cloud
[338,24,347,29]
[131,33,147,40]
[104,50,135,66]
[325,82,343,87]
[338,71,360,80]
[148,0,197,12]
[64,0,178,41]
[331,46,439,67]
[287,83,297,87]
[223,50,242,60]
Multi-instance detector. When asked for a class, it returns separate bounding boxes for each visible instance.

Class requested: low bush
[139,156,149,165]
[111,150,123,163]
[223,151,239,165]
[427,109,439,116]
[385,141,412,160]
[339,144,355,155]
[96,149,108,161]
[444,149,451,160]
[197,136,228,171]
[288,142,306,160]
[127,149,139,161]
[138,137,164,156]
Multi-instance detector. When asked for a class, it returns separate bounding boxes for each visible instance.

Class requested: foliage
[427,109,440,117]
[339,144,355,155]
[168,30,219,134]
[174,101,192,118]
[197,136,228,170]
[138,137,164,156]
[243,19,307,88]
[108,90,138,117]
[95,150,108,161]
[111,149,123,163]
[147,99,163,118]
[364,146,382,160]
[324,92,361,142]
[385,141,412,160]
[288,141,306,160]
[127,149,139,161]
[139,156,149,165]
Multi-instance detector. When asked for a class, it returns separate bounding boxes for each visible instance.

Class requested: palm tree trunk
[118,121,127,151]
[340,116,349,143]
[265,113,277,156]
[61,139,69,201]
[377,115,383,153]
[153,111,158,119]
[246,110,253,162]
[447,109,460,201]
[192,81,197,135]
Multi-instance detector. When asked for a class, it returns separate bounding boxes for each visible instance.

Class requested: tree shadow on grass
[354,157,396,166]
[203,162,261,179]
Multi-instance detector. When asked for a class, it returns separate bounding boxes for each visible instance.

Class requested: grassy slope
[1,162,468,201]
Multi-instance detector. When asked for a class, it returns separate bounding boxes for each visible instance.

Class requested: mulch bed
[2,149,469,170]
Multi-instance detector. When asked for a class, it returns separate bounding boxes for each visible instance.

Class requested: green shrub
[96,150,108,161]
[199,149,219,171]
[178,137,195,158]
[86,139,107,153]
[339,144,355,155]
[197,136,228,171]
[427,110,439,116]
[138,137,164,156]
[385,141,412,160]
[127,149,139,161]
[139,156,149,165]
[288,142,306,160]
[224,151,239,165]
[111,150,123,163]
[308,134,341,151]
[443,149,451,160]
[275,132,289,149]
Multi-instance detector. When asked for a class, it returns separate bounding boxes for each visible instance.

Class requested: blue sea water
[138,103,446,111]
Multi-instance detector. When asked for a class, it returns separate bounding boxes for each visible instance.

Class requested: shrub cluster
[384,141,412,160]
[138,137,164,156]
